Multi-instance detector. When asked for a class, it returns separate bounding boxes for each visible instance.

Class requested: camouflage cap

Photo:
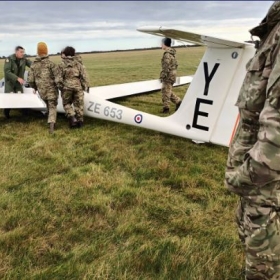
[250,1,280,39]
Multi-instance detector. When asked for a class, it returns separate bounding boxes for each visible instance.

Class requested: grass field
[0,47,243,280]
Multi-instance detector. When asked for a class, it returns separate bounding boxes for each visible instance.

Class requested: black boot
[49,123,55,134]
[175,101,182,111]
[69,116,78,128]
[162,107,170,114]
[77,121,84,128]
[4,109,10,119]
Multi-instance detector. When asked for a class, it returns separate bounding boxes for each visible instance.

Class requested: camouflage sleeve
[225,67,280,195]
[225,98,280,196]
[83,66,90,88]
[160,53,170,80]
[27,66,37,90]
[4,58,18,83]
[248,66,280,180]
[50,62,60,90]
[79,64,88,90]
[56,63,64,90]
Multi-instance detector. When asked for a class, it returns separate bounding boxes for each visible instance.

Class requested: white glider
[0,26,255,147]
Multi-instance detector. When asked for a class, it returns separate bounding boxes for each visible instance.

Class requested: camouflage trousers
[43,98,58,123]
[236,198,280,280]
[161,82,181,109]
[61,89,84,122]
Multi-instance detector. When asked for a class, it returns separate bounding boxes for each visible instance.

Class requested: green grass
[0,47,243,280]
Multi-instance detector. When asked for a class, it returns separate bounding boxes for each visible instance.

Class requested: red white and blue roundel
[134,114,143,124]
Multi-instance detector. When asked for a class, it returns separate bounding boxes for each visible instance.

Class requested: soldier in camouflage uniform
[225,2,280,279]
[3,46,32,118]
[74,54,90,91]
[160,38,181,114]
[28,42,59,134]
[57,46,88,128]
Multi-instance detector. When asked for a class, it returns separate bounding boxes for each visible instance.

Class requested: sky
[0,1,274,56]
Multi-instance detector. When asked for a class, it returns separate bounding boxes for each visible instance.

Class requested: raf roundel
[134,114,143,124]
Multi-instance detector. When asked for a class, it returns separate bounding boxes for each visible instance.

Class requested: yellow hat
[37,42,48,56]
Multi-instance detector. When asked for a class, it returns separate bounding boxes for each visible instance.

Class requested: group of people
[2,37,181,134]
[3,42,90,133]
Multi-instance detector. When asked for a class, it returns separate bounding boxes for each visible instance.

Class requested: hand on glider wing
[17,77,25,85]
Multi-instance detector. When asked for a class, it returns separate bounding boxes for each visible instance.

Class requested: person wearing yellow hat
[37,42,48,56]
[27,42,60,134]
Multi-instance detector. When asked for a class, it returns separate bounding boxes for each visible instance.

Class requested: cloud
[0,1,273,55]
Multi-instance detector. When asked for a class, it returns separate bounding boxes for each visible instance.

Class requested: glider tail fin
[171,41,254,146]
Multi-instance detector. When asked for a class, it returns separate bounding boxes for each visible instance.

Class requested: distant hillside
[0,45,200,59]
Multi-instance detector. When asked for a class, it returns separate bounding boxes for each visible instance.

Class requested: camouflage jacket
[4,54,32,93]
[160,47,178,84]
[57,56,88,91]
[225,2,280,207]
[28,55,59,100]
[74,55,90,88]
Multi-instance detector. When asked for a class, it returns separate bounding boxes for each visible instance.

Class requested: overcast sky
[0,1,273,56]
